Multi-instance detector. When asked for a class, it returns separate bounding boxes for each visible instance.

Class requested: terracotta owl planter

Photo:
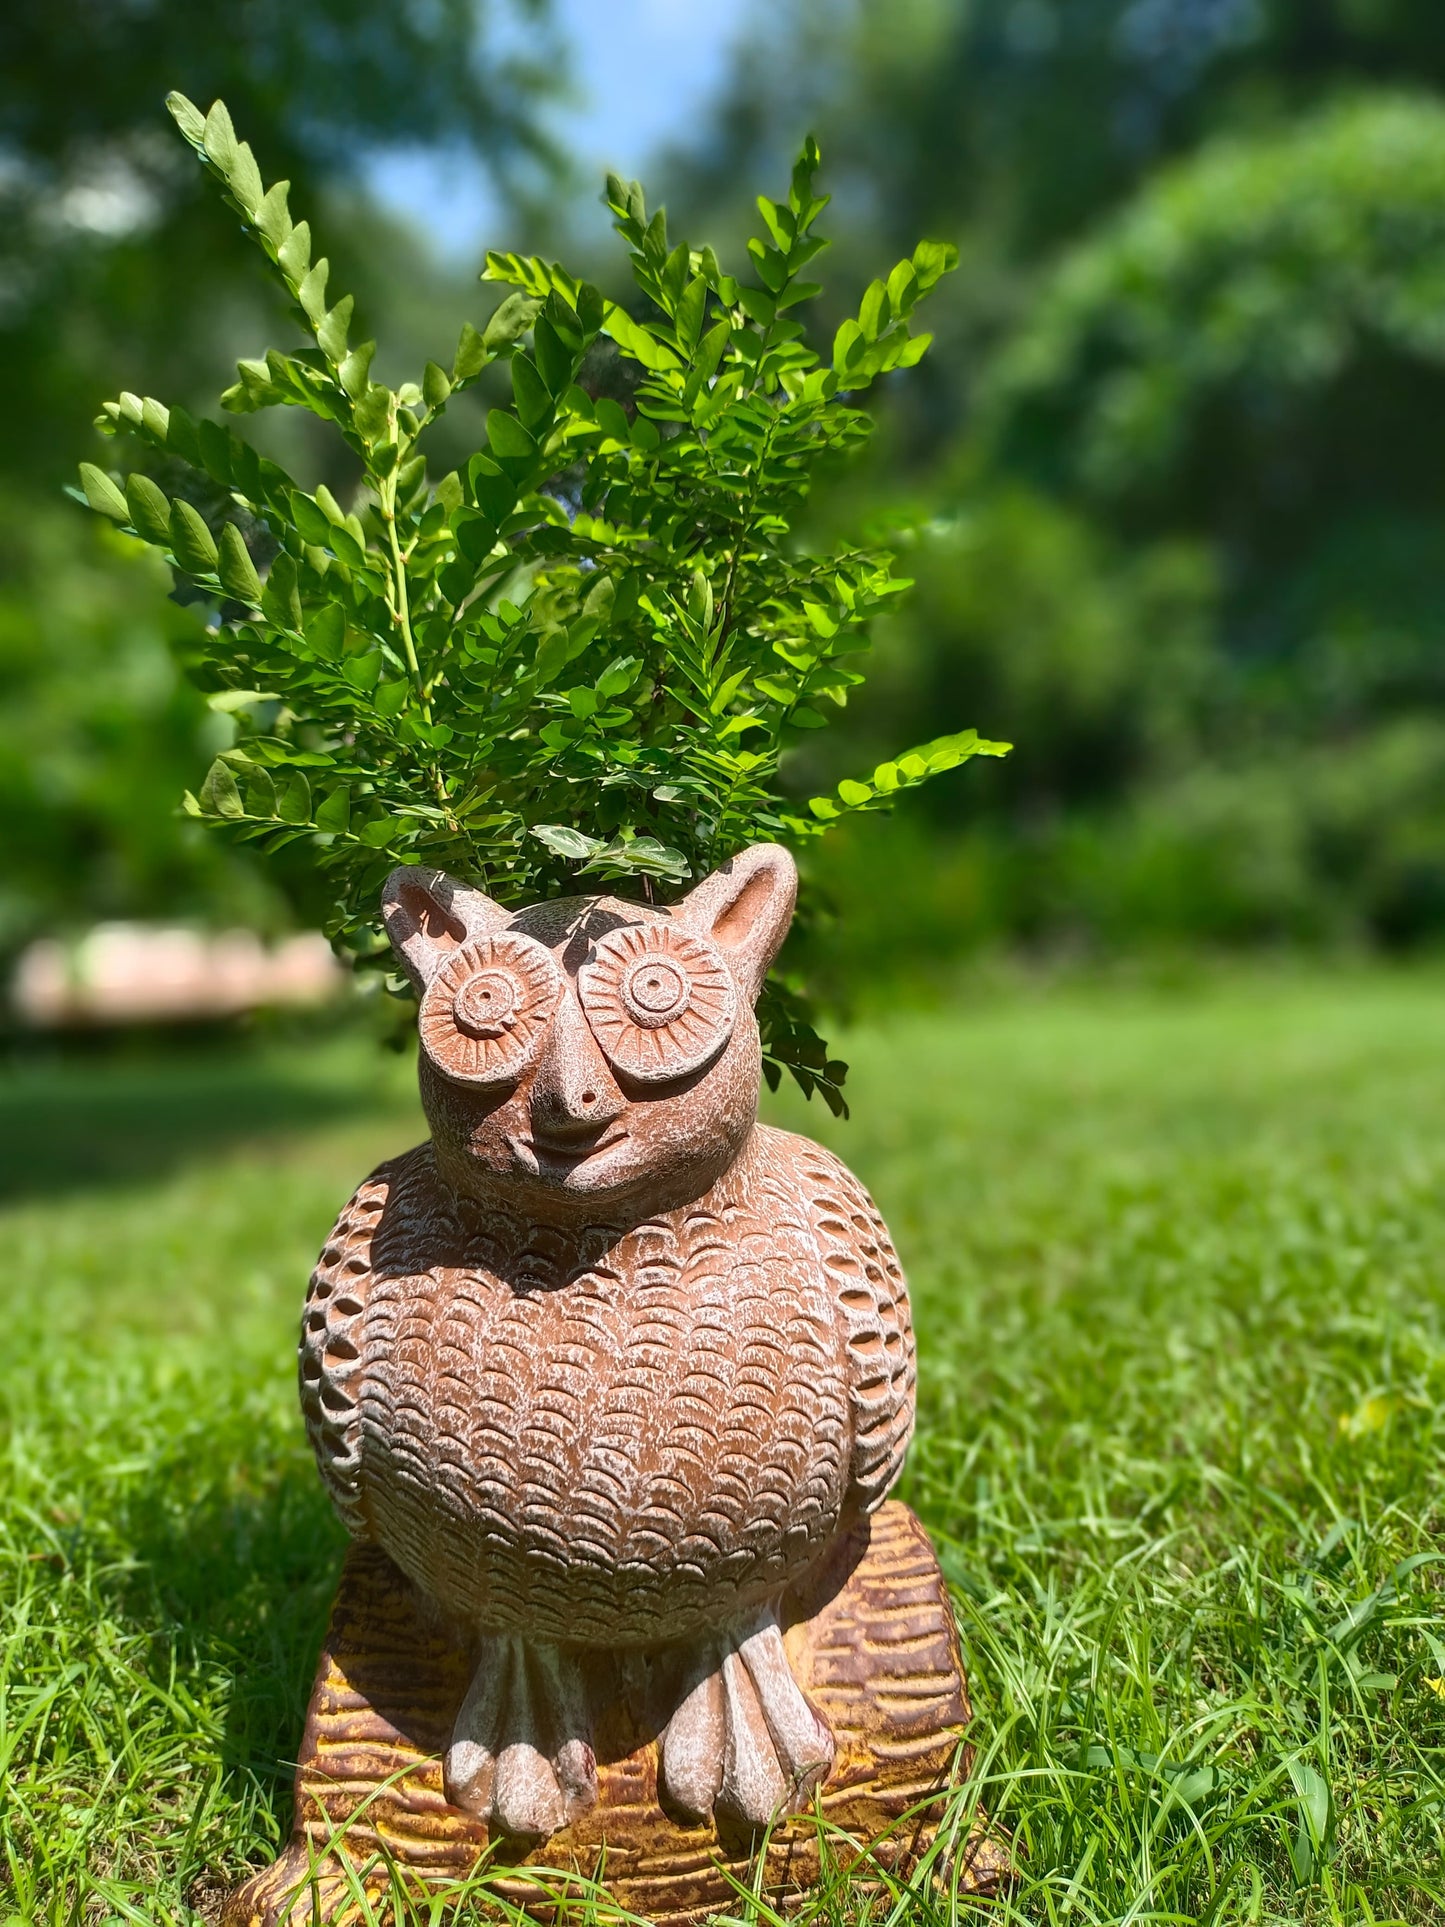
[224,844,1003,1925]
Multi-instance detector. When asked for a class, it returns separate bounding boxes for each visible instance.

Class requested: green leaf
[169,499,219,574]
[531,823,604,861]
[217,524,263,604]
[317,298,353,364]
[594,398,631,443]
[297,261,329,325]
[199,757,244,818]
[314,787,350,834]
[756,196,792,250]
[686,321,731,402]
[338,342,376,399]
[289,491,333,546]
[510,355,551,430]
[603,303,682,372]
[596,655,642,699]
[423,361,452,410]
[328,523,368,569]
[201,99,239,177]
[353,384,392,441]
[242,767,276,816]
[575,835,691,882]
[78,463,128,521]
[483,291,542,350]
[275,772,312,823]
[858,280,888,342]
[752,674,796,705]
[533,314,575,394]
[261,551,303,631]
[230,141,264,218]
[255,180,292,247]
[342,650,383,692]
[165,91,207,146]
[453,321,490,382]
[206,689,272,715]
[124,473,171,544]
[277,222,311,285]
[912,238,959,291]
[487,410,538,464]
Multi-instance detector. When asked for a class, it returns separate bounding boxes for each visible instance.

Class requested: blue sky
[364,0,756,259]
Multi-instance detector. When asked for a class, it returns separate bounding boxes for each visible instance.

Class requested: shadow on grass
[0,1027,414,1202]
[108,1437,350,1869]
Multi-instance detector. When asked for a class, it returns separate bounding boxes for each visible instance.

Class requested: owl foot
[660,1608,835,1829]
[445,1635,597,1841]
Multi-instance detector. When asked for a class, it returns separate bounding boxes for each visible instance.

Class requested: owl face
[383,845,797,1222]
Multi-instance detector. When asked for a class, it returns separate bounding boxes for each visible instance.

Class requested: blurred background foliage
[6,0,1445,1001]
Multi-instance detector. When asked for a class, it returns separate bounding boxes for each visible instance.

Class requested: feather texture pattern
[300,1124,915,1644]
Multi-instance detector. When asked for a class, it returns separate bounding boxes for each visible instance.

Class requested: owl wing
[789,1135,916,1514]
[298,1142,440,1535]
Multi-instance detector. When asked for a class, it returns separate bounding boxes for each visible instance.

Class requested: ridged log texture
[222,1502,1007,1926]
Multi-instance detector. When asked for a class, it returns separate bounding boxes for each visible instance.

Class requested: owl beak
[527,993,627,1155]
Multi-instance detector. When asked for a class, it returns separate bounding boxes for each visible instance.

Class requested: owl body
[300,845,916,1687]
[301,1120,913,1646]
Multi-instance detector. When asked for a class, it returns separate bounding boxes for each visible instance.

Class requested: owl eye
[418,933,562,1084]
[578,923,737,1083]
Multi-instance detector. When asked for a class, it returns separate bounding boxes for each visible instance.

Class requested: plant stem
[379,473,429,721]
[714,411,778,656]
[377,439,452,811]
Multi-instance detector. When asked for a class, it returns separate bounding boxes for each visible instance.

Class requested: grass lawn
[5,970,1445,1925]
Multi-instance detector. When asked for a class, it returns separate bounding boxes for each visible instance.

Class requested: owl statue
[295,841,919,1848]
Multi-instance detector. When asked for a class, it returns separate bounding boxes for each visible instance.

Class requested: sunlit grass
[4,972,1445,1923]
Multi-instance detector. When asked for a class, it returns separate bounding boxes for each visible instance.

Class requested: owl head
[381,843,797,1222]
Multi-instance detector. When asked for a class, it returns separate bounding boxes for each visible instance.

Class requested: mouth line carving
[516,1128,627,1168]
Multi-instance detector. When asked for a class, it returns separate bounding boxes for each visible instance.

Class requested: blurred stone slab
[12,925,341,1027]
[223,1501,1007,1925]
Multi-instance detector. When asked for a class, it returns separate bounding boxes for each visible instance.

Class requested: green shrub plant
[76,92,1006,1109]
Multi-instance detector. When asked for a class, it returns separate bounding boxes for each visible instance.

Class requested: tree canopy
[12,0,1445,976]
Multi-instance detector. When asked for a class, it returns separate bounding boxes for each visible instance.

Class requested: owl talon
[445,1635,596,1841]
[661,1610,834,1829]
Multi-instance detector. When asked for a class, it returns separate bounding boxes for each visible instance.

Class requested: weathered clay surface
[301,1121,909,1647]
[225,844,1002,1919]
[222,1504,1007,1926]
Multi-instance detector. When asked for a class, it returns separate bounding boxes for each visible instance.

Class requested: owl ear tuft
[677,843,797,1002]
[381,866,510,993]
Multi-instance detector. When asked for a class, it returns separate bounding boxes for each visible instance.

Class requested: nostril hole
[581,1090,597,1106]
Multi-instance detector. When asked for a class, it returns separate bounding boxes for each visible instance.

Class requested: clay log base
[223,1503,1007,1926]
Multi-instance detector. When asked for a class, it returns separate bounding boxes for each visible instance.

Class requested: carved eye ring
[454,969,521,1038]
[622,955,691,1027]
[579,922,737,1083]
[419,933,562,1084]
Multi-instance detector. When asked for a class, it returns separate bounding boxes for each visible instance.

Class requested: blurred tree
[15,0,1445,978]
[801,95,1445,970]
[1,0,561,480]
[984,94,1445,685]
[0,0,563,959]
[0,518,266,955]
[663,0,1445,458]
[980,98,1445,832]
